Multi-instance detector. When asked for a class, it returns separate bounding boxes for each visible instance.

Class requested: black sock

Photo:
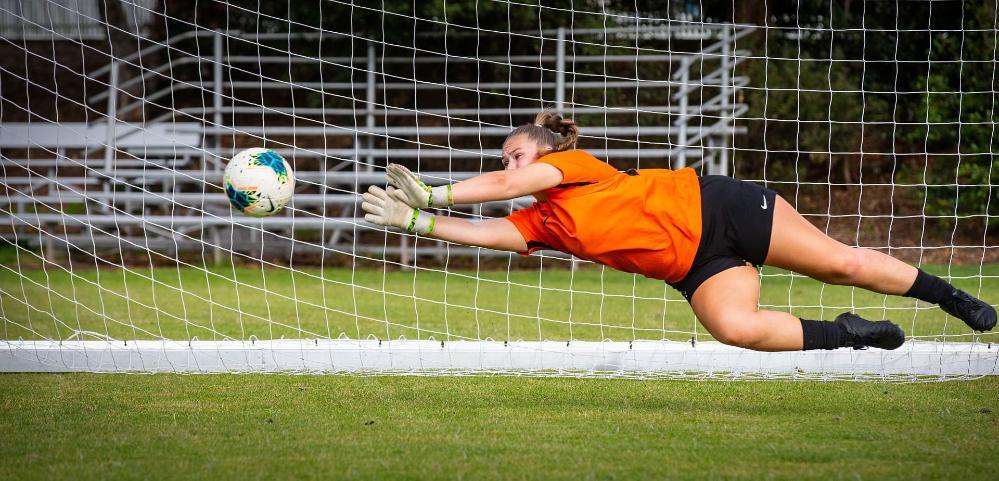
[904,269,955,305]
[799,318,849,350]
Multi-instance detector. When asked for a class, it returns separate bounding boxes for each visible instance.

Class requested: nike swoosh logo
[761,196,768,210]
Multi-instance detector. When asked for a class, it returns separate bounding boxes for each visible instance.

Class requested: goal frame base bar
[2,340,996,378]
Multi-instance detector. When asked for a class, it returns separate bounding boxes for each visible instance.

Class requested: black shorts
[667,175,778,301]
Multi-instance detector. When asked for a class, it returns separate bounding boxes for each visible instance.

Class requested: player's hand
[386,163,452,208]
[362,185,412,230]
[385,163,431,208]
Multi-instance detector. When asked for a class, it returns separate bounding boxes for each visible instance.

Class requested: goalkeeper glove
[361,185,436,235]
[385,163,453,209]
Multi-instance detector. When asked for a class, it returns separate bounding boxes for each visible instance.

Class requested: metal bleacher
[1,21,754,263]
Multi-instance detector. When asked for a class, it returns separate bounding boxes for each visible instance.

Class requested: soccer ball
[223,148,295,217]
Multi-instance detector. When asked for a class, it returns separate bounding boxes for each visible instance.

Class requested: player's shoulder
[535,150,615,176]
[540,149,602,164]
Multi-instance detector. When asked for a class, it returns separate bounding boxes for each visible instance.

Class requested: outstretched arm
[387,162,563,208]
[430,216,528,252]
[450,163,562,204]
[361,185,528,252]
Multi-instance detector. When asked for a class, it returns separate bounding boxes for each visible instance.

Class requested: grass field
[1,373,997,480]
[2,260,998,479]
[2,261,998,344]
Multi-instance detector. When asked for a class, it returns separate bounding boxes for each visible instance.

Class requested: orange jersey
[504,150,702,283]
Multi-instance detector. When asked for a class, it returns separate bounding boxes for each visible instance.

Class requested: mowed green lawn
[0,373,996,480]
[2,262,998,344]
[2,261,998,479]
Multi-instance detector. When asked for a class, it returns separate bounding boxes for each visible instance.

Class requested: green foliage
[898,158,999,232]
[902,3,999,228]
[730,1,996,234]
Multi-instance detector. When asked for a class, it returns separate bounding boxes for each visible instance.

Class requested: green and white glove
[361,185,436,235]
[385,163,453,209]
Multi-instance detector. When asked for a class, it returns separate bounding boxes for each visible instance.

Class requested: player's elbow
[494,171,517,200]
[474,225,518,252]
[467,218,526,252]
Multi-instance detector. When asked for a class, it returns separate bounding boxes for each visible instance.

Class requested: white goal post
[0,0,996,379]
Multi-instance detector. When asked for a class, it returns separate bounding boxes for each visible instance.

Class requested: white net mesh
[0,0,996,379]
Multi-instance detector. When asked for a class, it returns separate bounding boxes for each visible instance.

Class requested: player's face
[501,134,552,171]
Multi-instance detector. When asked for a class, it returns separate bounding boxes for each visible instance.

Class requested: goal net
[0,0,996,379]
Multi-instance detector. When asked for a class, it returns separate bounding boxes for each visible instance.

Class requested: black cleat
[835,313,905,350]
[938,289,997,332]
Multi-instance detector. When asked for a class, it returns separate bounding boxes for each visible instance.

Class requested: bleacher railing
[2,23,753,263]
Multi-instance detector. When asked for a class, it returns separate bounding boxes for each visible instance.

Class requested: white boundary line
[1,340,996,377]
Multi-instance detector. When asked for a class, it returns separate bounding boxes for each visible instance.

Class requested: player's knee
[825,249,863,285]
[711,322,764,349]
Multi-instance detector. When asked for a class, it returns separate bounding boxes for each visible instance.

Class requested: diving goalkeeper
[360,111,996,352]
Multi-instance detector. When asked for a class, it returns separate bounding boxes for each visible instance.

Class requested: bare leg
[764,196,917,295]
[690,195,925,352]
[690,265,805,351]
